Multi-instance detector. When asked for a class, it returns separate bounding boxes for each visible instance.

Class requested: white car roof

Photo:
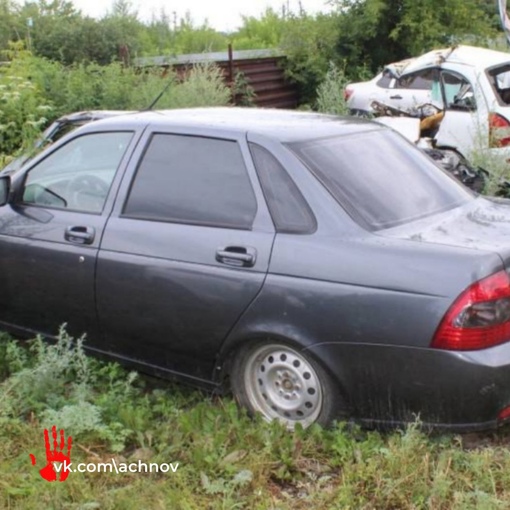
[389,45,510,76]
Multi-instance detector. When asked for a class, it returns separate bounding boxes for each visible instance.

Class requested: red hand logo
[29,426,73,482]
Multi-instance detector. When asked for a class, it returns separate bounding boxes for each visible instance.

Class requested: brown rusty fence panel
[136,49,299,109]
[220,56,298,109]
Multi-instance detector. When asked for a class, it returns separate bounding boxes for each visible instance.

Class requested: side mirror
[0,175,11,206]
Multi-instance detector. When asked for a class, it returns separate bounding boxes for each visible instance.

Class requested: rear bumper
[305,341,510,431]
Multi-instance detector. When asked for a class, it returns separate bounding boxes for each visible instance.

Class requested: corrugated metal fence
[135,47,299,109]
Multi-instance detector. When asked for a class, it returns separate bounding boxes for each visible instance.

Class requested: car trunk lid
[379,197,510,268]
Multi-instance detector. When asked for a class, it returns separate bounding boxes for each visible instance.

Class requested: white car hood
[375,117,421,143]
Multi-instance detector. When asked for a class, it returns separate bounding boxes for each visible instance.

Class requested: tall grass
[315,62,350,116]
[2,331,510,508]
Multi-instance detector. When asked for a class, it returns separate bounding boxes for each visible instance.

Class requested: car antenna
[143,76,174,111]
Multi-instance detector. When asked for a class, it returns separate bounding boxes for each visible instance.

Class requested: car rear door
[384,68,437,112]
[0,129,139,340]
[96,126,275,382]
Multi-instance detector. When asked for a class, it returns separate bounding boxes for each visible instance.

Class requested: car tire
[230,340,346,428]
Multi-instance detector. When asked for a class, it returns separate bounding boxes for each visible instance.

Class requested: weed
[315,62,350,117]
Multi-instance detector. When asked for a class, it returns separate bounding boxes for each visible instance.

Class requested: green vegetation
[332,0,497,73]
[0,0,498,105]
[0,42,231,159]
[2,331,510,509]
[0,0,500,156]
[316,63,351,116]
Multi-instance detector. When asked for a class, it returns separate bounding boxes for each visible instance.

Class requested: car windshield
[288,129,473,231]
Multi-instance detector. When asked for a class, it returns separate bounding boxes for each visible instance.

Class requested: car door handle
[216,246,257,268]
[390,95,403,100]
[65,226,95,245]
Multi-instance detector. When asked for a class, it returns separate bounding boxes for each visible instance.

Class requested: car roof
[91,107,381,142]
[56,110,136,123]
[391,45,510,76]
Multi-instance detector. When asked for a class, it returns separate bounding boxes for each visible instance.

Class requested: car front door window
[22,132,133,213]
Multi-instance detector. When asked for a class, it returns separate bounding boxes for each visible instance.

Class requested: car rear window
[288,129,473,231]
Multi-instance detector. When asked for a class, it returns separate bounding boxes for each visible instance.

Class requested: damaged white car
[345,60,435,115]
[347,45,510,174]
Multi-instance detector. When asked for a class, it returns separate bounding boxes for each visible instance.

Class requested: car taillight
[498,405,510,422]
[344,88,353,101]
[432,270,510,350]
[489,113,510,148]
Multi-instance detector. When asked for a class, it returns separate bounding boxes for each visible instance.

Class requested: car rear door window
[123,134,257,229]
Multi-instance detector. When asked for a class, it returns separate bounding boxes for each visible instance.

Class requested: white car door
[434,69,489,158]
[383,68,437,112]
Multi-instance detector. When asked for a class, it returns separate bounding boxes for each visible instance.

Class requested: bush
[166,63,232,108]
[0,327,140,451]
[0,45,232,158]
[0,44,53,155]
[280,12,342,105]
[315,62,350,116]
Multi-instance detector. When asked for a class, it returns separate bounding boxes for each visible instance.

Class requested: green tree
[0,0,25,50]
[280,12,342,104]
[232,8,286,49]
[333,0,497,73]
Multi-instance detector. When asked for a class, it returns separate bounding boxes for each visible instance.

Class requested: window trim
[18,130,135,215]
[121,132,259,231]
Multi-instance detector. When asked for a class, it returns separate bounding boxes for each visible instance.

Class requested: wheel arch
[214,324,352,411]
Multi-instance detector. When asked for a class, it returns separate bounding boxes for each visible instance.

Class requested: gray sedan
[0,108,509,431]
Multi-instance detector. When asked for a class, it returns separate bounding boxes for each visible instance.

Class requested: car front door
[0,129,138,340]
[96,128,275,382]
[434,69,488,158]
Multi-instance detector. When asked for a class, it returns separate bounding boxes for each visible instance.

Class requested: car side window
[441,71,477,111]
[397,69,437,90]
[488,65,510,105]
[376,70,393,88]
[22,132,133,213]
[123,134,257,229]
[249,143,316,234]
